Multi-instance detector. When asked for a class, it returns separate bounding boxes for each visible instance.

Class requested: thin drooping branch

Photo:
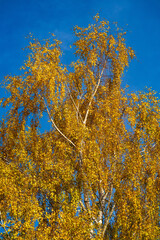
[83,64,106,126]
[42,97,76,148]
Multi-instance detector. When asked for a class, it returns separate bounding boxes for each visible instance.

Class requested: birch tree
[0,15,159,239]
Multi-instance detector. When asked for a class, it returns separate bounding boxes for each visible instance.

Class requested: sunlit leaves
[0,15,159,239]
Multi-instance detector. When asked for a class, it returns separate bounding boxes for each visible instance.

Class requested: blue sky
[0,0,160,102]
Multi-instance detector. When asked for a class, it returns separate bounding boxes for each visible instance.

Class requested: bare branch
[101,183,114,237]
[66,85,83,123]
[83,64,105,126]
[141,143,156,154]
[79,200,86,211]
[102,203,115,237]
[102,191,109,203]
[106,184,113,213]
[42,97,76,148]
[79,201,99,225]
[84,188,90,210]
[97,181,109,225]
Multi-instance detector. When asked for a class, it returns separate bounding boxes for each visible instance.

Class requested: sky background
[0,0,160,108]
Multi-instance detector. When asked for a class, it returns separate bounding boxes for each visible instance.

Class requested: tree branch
[83,64,105,126]
[79,201,99,225]
[97,181,109,225]
[42,97,76,148]
[102,184,114,237]
[102,203,115,237]
[66,85,84,123]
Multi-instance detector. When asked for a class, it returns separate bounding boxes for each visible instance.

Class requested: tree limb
[102,203,115,237]
[83,64,105,126]
[42,97,76,148]
[66,85,84,124]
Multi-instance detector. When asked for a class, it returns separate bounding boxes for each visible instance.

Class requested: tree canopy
[0,15,160,239]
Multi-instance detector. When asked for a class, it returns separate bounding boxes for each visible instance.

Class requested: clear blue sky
[0,0,160,101]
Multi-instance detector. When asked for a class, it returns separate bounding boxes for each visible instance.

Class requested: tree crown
[0,15,159,240]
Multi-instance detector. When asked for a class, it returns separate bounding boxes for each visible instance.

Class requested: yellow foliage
[0,16,159,239]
